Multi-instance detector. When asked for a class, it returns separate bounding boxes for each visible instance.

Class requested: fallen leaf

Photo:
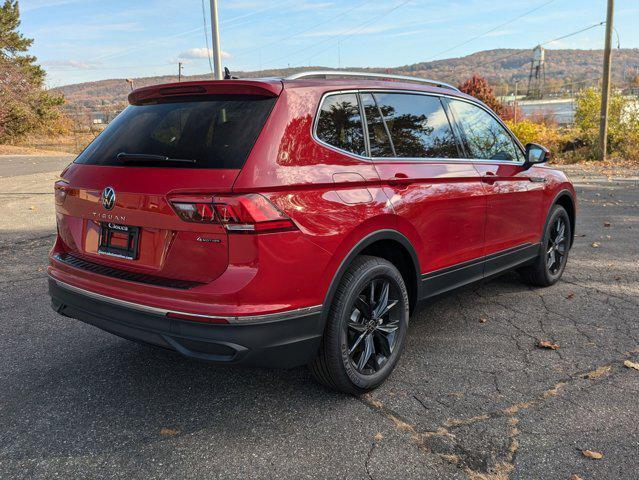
[479,318,487,324]
[603,221,611,227]
[374,432,383,441]
[570,475,584,480]
[591,242,600,248]
[537,340,560,350]
[584,365,611,379]
[160,428,180,436]
[566,293,575,300]
[624,360,639,371]
[582,449,604,460]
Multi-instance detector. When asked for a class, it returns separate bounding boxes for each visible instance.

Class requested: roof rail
[285,70,460,92]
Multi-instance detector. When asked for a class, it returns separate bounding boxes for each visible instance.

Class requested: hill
[53,48,639,111]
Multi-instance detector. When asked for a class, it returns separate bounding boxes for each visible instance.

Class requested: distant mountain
[52,48,639,111]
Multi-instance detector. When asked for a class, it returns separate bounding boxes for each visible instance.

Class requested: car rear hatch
[54,80,282,286]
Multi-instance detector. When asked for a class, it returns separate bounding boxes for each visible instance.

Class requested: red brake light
[54,180,76,206]
[172,202,217,223]
[170,194,297,234]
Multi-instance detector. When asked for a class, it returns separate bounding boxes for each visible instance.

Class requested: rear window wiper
[116,152,197,164]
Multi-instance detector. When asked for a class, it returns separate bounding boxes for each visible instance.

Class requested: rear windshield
[75,95,276,169]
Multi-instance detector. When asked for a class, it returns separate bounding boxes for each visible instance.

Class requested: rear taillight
[170,194,297,234]
[54,180,76,205]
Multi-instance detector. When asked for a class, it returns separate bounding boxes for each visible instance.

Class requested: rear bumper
[48,277,323,368]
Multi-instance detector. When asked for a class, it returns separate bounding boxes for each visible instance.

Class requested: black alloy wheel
[346,278,401,375]
[546,215,568,276]
[519,204,571,287]
[309,256,409,394]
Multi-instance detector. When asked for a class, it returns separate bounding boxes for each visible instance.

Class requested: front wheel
[309,256,409,394]
[519,204,571,287]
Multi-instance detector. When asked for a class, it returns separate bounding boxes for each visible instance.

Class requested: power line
[479,21,607,69]
[264,0,411,69]
[427,0,557,61]
[231,0,370,60]
[201,0,214,74]
[93,0,292,64]
[540,21,605,46]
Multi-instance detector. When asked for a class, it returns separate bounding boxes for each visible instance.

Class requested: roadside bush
[574,87,639,160]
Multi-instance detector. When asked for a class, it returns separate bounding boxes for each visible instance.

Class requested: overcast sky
[18,0,639,87]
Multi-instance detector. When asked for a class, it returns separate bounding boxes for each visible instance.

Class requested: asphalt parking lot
[1,156,637,479]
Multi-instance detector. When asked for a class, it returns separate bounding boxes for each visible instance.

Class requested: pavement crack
[364,441,376,480]
[359,349,639,479]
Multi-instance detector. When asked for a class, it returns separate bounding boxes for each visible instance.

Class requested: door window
[361,93,394,157]
[316,93,366,156]
[371,93,460,159]
[448,100,523,161]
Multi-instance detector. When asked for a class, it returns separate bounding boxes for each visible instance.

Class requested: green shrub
[574,88,639,159]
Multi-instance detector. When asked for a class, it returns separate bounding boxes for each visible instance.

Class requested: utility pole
[598,0,615,160]
[178,62,183,82]
[514,80,519,123]
[210,0,223,80]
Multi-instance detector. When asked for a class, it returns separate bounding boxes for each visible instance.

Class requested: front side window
[371,93,459,159]
[316,93,365,156]
[448,100,523,161]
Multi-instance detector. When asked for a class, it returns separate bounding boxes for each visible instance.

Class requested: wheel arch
[552,189,576,247]
[321,230,421,326]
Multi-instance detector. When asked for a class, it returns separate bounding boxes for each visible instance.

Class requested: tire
[309,255,410,394]
[519,204,571,287]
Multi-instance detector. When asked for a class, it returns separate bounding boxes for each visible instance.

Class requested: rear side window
[316,93,366,156]
[448,99,523,161]
[74,95,276,169]
[372,93,460,159]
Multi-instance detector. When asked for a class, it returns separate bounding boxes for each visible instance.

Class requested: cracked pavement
[0,156,638,479]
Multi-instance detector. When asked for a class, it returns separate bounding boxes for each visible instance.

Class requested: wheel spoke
[370,281,376,306]
[347,321,367,333]
[349,330,368,354]
[376,320,399,334]
[357,334,375,370]
[378,300,398,318]
[355,297,373,319]
[375,323,398,356]
[373,281,390,318]
[547,250,556,269]
[557,220,565,239]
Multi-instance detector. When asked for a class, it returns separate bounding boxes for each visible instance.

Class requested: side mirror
[523,143,550,169]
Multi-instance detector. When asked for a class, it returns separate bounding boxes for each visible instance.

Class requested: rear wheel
[519,205,571,287]
[309,256,409,394]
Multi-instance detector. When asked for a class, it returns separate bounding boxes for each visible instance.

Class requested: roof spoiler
[128,80,283,105]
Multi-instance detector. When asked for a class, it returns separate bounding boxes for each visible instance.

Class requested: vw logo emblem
[101,187,116,210]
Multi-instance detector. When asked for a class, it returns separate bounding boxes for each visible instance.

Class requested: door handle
[388,173,411,186]
[481,172,497,183]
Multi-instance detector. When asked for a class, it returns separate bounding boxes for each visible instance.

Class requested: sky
[17,0,639,87]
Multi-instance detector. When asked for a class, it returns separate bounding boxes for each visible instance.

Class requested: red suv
[49,71,576,393]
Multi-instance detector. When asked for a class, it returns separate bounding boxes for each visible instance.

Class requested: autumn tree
[457,75,503,115]
[0,0,65,143]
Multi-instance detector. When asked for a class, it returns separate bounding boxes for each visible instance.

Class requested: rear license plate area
[98,223,140,260]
